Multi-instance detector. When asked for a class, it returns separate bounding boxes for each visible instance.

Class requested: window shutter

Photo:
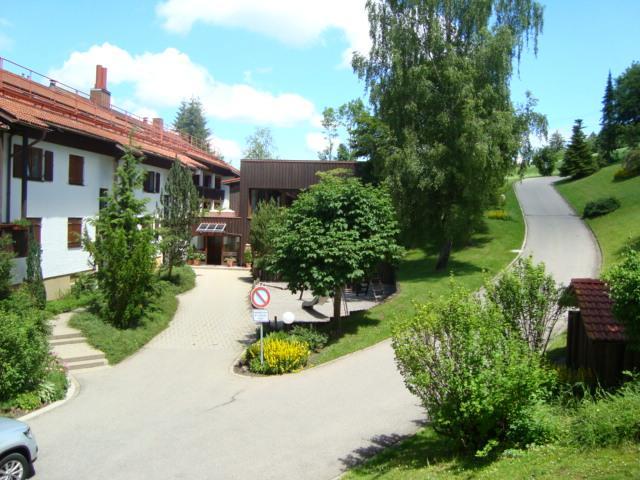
[12,145,23,178]
[155,172,161,193]
[44,151,54,182]
[69,155,84,185]
[214,176,221,190]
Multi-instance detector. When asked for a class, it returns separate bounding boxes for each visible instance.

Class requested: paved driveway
[514,176,601,285]
[28,178,601,479]
[29,268,423,480]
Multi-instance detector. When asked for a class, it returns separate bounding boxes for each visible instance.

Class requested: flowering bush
[246,335,310,374]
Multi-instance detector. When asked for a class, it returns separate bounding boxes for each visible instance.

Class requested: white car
[0,417,37,479]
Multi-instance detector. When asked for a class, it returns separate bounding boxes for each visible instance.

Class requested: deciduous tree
[270,170,402,330]
[353,0,544,270]
[243,127,278,159]
[318,107,339,160]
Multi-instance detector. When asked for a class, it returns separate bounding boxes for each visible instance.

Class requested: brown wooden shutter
[44,151,54,182]
[214,176,221,189]
[12,145,23,178]
[67,218,82,248]
[27,218,42,244]
[69,155,84,185]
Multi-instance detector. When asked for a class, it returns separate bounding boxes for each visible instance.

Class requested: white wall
[4,135,169,282]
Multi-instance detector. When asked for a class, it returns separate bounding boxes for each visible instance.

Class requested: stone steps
[49,312,109,373]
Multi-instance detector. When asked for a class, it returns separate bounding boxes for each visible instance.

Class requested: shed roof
[568,278,625,342]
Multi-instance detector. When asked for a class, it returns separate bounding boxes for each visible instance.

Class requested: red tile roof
[568,278,625,342]
[0,61,239,176]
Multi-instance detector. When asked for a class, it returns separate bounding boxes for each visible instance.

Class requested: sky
[0,1,638,168]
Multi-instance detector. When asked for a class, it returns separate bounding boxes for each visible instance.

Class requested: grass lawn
[69,266,195,364]
[555,163,640,268]
[344,427,640,480]
[310,183,525,365]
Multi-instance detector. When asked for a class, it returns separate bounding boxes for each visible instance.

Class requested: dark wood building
[566,278,640,386]
[194,159,358,266]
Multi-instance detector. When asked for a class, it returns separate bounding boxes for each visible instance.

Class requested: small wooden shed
[566,278,640,386]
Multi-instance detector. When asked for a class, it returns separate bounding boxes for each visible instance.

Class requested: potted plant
[187,246,205,266]
[224,256,237,267]
[244,247,253,268]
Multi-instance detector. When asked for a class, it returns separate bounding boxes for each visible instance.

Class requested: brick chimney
[90,65,111,108]
[152,118,164,130]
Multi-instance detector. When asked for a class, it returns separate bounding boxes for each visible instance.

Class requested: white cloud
[47,43,316,127]
[210,135,242,164]
[156,0,371,67]
[305,132,327,154]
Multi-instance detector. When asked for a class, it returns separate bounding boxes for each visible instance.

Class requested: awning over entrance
[196,223,226,234]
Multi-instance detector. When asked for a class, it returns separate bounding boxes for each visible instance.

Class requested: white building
[0,59,239,298]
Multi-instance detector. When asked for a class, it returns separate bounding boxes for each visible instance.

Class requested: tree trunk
[435,239,452,271]
[333,286,342,333]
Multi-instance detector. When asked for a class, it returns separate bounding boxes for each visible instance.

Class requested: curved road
[27,177,600,479]
[514,176,601,284]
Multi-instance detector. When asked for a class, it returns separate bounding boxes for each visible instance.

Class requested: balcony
[196,186,225,201]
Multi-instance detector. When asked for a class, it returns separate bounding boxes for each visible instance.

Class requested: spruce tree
[159,160,200,278]
[174,98,211,151]
[561,119,598,179]
[599,72,617,164]
[25,229,46,309]
[83,145,156,328]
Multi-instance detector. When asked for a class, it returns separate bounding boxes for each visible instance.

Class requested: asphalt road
[514,176,601,285]
[28,269,424,480]
[27,177,601,479]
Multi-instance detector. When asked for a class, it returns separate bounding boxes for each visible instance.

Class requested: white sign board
[252,309,269,324]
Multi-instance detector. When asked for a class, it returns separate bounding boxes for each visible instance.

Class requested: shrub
[533,145,559,176]
[289,325,329,352]
[25,231,46,309]
[624,148,640,174]
[604,248,640,348]
[392,284,553,454]
[12,391,41,411]
[486,209,510,220]
[0,301,50,401]
[583,196,621,219]
[83,145,157,328]
[0,235,14,301]
[569,378,640,448]
[486,257,566,354]
[614,167,637,181]
[247,335,310,374]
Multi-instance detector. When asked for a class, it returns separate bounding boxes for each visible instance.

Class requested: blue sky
[0,1,638,167]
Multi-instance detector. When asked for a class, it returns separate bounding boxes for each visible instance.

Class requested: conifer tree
[83,144,156,328]
[159,160,200,278]
[561,119,598,179]
[25,229,46,309]
[174,98,211,151]
[599,72,617,164]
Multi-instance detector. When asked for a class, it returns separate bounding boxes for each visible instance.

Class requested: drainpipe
[20,134,27,219]
[5,132,12,222]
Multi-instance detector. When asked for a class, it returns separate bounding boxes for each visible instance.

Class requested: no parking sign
[250,286,271,309]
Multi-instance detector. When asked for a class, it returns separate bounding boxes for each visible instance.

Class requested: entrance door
[206,236,223,265]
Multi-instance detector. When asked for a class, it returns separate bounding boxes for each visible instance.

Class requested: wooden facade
[237,160,358,265]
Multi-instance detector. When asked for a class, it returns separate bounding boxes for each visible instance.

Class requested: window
[192,174,200,186]
[99,188,108,210]
[12,145,53,181]
[143,171,161,193]
[68,155,84,185]
[214,176,221,190]
[203,175,212,188]
[67,218,83,249]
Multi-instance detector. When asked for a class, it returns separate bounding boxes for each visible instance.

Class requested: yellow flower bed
[246,335,310,374]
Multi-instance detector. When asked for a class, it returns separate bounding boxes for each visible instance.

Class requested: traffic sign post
[250,287,271,366]
[250,286,271,309]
